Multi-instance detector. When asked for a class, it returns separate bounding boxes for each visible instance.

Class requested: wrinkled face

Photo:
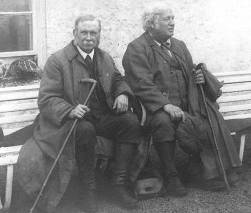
[151,9,175,42]
[73,20,100,53]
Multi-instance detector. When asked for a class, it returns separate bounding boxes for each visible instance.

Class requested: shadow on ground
[6,144,251,213]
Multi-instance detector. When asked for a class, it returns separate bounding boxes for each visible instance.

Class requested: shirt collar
[76,45,95,60]
[154,39,171,47]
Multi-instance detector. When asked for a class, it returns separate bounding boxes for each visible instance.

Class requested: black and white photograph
[0,0,251,213]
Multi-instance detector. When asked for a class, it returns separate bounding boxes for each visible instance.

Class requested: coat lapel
[72,60,90,104]
[153,45,173,65]
[95,48,112,96]
[170,39,202,115]
[64,43,91,104]
[170,39,187,65]
[144,33,173,65]
[169,39,190,82]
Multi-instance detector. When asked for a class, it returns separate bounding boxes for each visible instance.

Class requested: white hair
[74,14,101,32]
[142,2,173,32]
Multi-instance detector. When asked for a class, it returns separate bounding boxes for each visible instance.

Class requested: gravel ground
[54,166,251,213]
[3,146,251,213]
[55,148,251,213]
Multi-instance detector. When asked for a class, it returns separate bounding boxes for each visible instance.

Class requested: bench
[0,84,39,210]
[0,145,21,210]
[216,71,251,163]
[1,70,251,211]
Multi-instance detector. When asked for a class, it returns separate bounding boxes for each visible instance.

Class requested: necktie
[162,41,171,49]
[161,42,172,57]
[84,55,93,71]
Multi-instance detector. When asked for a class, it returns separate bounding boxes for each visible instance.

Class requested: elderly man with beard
[16,15,142,213]
[123,4,241,196]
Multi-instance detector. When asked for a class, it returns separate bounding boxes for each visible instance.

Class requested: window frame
[0,0,46,67]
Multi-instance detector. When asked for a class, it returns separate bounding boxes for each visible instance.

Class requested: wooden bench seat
[216,71,251,162]
[0,84,39,136]
[216,71,251,120]
[0,84,38,210]
[1,71,251,211]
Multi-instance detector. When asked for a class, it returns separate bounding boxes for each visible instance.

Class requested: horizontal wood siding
[216,71,251,120]
[0,84,39,135]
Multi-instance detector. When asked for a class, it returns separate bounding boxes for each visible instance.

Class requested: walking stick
[29,78,97,213]
[197,66,230,191]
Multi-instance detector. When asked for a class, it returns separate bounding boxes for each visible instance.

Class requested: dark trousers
[75,111,142,188]
[147,110,178,143]
[147,110,180,177]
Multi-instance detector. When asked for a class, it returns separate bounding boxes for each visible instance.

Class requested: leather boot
[183,154,203,183]
[112,143,138,209]
[227,170,239,186]
[155,142,187,197]
[76,141,98,213]
[165,176,188,196]
[79,188,98,213]
[113,175,138,209]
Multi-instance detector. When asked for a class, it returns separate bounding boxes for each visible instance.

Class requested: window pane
[0,0,31,12]
[0,14,33,52]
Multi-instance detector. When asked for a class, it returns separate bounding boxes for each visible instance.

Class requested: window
[0,0,33,53]
[0,0,46,66]
[0,0,36,57]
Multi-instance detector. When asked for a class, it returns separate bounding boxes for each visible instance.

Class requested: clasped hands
[68,94,128,119]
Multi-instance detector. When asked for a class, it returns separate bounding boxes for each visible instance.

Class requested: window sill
[0,82,39,91]
[0,79,40,89]
[0,51,37,58]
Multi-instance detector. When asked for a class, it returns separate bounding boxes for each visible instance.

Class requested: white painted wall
[45,0,251,73]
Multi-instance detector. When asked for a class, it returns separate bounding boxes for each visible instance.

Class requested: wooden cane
[198,72,230,191]
[29,78,97,213]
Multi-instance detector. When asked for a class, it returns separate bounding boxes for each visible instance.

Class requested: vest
[166,53,188,111]
[85,53,110,120]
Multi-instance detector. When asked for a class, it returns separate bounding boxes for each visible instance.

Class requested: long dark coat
[123,32,241,179]
[16,42,133,212]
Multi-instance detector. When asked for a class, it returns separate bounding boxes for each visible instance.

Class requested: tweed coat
[123,32,241,179]
[16,41,133,212]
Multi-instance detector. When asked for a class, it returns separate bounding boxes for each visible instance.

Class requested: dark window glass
[0,0,31,12]
[0,14,33,52]
[0,0,33,52]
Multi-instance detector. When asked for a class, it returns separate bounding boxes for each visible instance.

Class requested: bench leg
[3,165,14,211]
[0,196,2,209]
[239,134,246,164]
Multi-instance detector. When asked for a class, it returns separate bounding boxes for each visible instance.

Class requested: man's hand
[113,94,128,113]
[68,104,90,119]
[163,104,185,122]
[193,68,205,84]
